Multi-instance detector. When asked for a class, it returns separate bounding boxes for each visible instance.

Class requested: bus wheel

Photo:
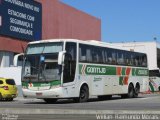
[79,85,89,102]
[43,98,57,104]
[133,85,140,98]
[159,86,160,91]
[128,84,134,98]
[121,94,128,99]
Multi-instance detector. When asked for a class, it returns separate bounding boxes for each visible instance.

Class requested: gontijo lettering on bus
[87,66,106,74]
[79,64,148,76]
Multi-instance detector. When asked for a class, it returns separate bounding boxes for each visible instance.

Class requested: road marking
[1,108,160,114]
[138,98,149,100]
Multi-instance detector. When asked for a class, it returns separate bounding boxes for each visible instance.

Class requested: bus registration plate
[36,93,42,96]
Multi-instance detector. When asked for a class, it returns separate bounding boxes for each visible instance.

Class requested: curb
[1,108,160,115]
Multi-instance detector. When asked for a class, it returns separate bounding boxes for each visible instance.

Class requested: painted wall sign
[0,0,42,41]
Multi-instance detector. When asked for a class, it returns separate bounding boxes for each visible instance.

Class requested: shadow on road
[23,96,145,105]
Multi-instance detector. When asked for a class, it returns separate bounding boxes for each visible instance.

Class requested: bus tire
[128,84,134,98]
[78,85,89,103]
[43,98,57,104]
[121,94,128,99]
[159,86,160,91]
[98,95,112,101]
[133,84,140,98]
[73,98,79,103]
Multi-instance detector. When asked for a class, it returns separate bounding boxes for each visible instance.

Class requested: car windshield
[6,79,16,85]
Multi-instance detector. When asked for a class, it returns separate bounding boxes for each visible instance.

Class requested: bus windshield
[22,42,63,82]
[26,42,63,54]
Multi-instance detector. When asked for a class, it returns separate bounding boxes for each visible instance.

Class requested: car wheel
[8,98,13,101]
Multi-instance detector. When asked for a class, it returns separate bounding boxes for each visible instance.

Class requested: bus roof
[28,39,128,51]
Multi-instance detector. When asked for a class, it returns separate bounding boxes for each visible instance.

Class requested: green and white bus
[17,39,149,103]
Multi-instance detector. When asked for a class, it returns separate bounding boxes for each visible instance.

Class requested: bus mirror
[58,51,66,65]
[13,53,24,66]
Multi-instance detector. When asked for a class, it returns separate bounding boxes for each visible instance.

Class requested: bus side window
[105,48,112,64]
[104,50,108,63]
[98,48,103,63]
[142,55,147,67]
[117,51,124,65]
[79,44,93,63]
[112,51,117,64]
[91,46,97,63]
[125,52,133,66]
[86,47,92,62]
[135,59,138,66]
[79,45,86,62]
[102,49,105,63]
[63,42,77,83]
[81,56,86,61]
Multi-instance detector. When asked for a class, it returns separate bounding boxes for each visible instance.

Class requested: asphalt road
[0,94,160,120]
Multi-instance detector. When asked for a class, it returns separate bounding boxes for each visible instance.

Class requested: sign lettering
[0,0,42,41]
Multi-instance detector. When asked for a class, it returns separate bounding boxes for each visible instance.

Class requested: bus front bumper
[22,87,63,98]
